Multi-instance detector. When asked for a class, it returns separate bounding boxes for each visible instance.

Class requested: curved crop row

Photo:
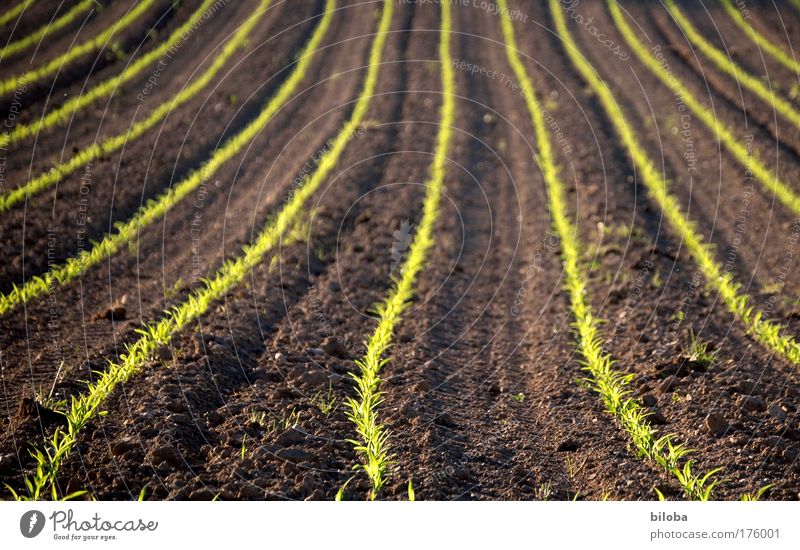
[1,0,91,60]
[720,0,800,76]
[0,0,334,316]
[0,0,264,213]
[609,0,800,371]
[344,0,452,501]
[665,0,800,128]
[607,2,800,217]
[6,0,376,501]
[506,0,721,501]
[0,0,37,28]
[0,0,157,96]
[0,0,226,148]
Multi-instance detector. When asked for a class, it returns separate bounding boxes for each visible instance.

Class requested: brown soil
[0,0,798,500]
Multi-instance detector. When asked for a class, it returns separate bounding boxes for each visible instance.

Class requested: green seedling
[741,484,773,501]
[682,330,716,367]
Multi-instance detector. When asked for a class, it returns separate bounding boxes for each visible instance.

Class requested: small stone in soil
[167,413,191,425]
[400,400,421,419]
[658,377,677,393]
[277,429,306,446]
[647,407,667,425]
[238,484,262,499]
[738,395,766,413]
[0,453,16,473]
[737,379,759,395]
[414,380,430,392]
[783,447,799,463]
[301,369,328,386]
[110,438,138,457]
[705,412,729,436]
[556,439,580,452]
[156,346,173,361]
[768,403,788,422]
[641,393,657,407]
[150,445,182,467]
[275,448,309,463]
[92,296,128,322]
[321,337,349,359]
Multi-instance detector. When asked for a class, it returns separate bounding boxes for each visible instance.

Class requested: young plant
[673,463,724,501]
[335,477,354,502]
[534,482,553,501]
[741,484,773,501]
[682,330,716,367]
[310,386,338,415]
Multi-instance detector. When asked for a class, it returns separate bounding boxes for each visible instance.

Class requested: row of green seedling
[344,0,453,501]
[0,0,266,213]
[0,0,262,213]
[611,0,800,218]
[665,0,800,129]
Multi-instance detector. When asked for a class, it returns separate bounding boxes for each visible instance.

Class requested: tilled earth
[0,0,798,500]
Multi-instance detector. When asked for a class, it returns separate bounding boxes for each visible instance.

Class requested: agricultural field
[0,0,798,502]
